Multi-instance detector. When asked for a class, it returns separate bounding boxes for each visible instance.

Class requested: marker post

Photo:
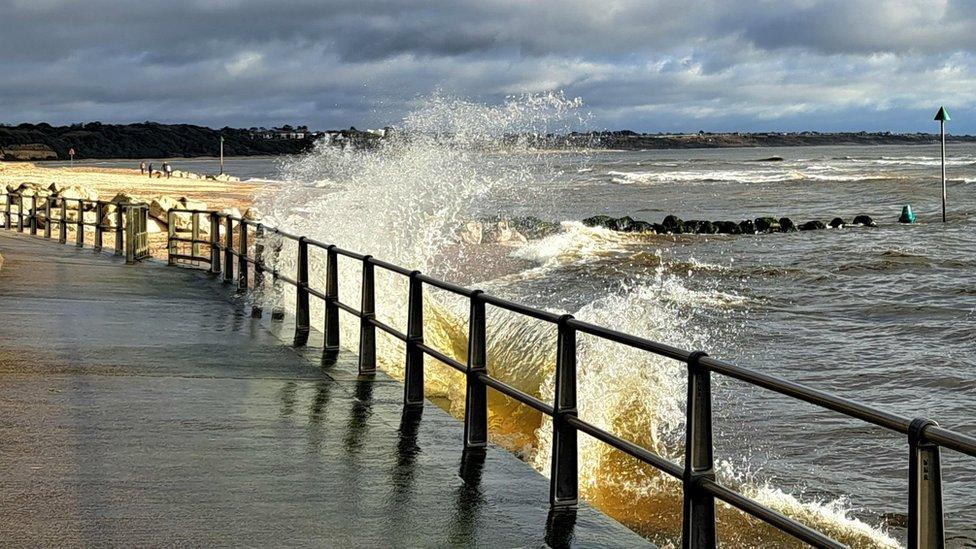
[934,106,950,223]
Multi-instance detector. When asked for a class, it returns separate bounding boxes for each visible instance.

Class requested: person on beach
[139,161,146,175]
[163,162,173,178]
[147,163,153,178]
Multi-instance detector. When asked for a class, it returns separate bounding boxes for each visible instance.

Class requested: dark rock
[684,220,704,233]
[715,221,741,235]
[754,217,780,233]
[510,216,562,239]
[779,217,797,232]
[609,216,635,231]
[799,220,826,231]
[582,215,614,229]
[662,215,686,234]
[829,217,846,228]
[627,220,655,233]
[738,219,756,234]
[651,223,666,235]
[698,220,717,234]
[852,214,877,227]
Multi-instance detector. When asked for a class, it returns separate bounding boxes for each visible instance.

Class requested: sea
[51,99,976,547]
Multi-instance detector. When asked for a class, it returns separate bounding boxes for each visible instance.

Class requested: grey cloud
[2,0,976,131]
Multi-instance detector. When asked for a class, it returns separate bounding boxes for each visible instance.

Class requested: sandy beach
[0,161,262,212]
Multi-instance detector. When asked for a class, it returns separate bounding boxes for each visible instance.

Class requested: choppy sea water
[55,124,976,546]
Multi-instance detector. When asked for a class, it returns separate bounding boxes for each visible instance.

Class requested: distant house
[252,125,310,140]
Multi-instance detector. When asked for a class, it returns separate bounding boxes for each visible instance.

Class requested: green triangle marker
[934,106,950,121]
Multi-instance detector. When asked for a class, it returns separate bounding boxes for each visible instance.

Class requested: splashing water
[253,93,900,547]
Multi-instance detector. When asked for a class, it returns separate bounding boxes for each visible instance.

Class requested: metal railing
[159,208,976,549]
[1,191,151,263]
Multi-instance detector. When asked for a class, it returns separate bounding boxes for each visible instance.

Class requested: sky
[1,0,975,133]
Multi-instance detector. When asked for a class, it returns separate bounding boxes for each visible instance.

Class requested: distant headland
[1,122,972,160]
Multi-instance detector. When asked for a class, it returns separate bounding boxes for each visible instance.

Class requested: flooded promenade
[0,231,647,547]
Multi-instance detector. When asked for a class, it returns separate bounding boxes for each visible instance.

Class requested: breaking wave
[253,93,900,547]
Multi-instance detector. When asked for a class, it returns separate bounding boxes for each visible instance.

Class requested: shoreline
[0,161,265,256]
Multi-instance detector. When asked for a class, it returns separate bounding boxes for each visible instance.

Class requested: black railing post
[75,200,84,247]
[43,198,52,238]
[166,210,177,265]
[191,212,201,259]
[93,201,104,252]
[223,216,234,283]
[294,237,310,345]
[238,221,249,292]
[16,194,24,232]
[3,193,10,229]
[358,256,376,375]
[114,204,124,256]
[682,351,716,549]
[28,195,37,235]
[271,236,285,321]
[464,290,488,450]
[209,213,221,274]
[550,314,579,508]
[908,418,945,549]
[324,245,340,361]
[59,199,67,244]
[403,271,425,408]
[251,224,265,317]
[124,206,137,264]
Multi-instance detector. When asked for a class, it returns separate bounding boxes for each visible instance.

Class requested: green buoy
[899,205,916,224]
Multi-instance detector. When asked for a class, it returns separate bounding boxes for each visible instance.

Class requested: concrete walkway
[0,231,649,548]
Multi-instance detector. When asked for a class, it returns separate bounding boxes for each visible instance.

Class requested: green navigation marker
[934,106,951,121]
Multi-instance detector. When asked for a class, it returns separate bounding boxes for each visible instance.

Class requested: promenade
[0,231,649,547]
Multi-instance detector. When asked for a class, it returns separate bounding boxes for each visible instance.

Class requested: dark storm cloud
[2,0,976,131]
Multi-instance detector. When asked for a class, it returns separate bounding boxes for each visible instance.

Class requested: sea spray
[253,93,901,548]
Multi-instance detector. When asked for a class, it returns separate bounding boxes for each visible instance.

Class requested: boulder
[459,221,484,244]
[483,220,527,244]
[243,207,263,221]
[510,216,560,239]
[179,197,208,212]
[150,196,190,230]
[852,214,877,227]
[754,217,780,233]
[698,220,717,234]
[582,215,614,229]
[149,196,181,220]
[48,182,65,194]
[684,220,704,233]
[662,215,686,234]
[738,219,756,234]
[829,217,846,228]
[58,185,99,208]
[627,220,655,233]
[221,207,243,219]
[715,221,741,235]
[779,217,798,233]
[146,218,165,234]
[110,191,148,204]
[608,216,635,232]
[799,220,826,231]
[651,223,666,234]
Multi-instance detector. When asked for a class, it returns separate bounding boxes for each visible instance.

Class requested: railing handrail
[180,209,974,548]
[6,196,970,548]
[1,190,150,262]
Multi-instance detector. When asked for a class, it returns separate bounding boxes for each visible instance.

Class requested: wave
[607,168,905,185]
[253,93,902,547]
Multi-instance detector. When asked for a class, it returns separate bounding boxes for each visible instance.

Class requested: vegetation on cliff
[0,122,318,160]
